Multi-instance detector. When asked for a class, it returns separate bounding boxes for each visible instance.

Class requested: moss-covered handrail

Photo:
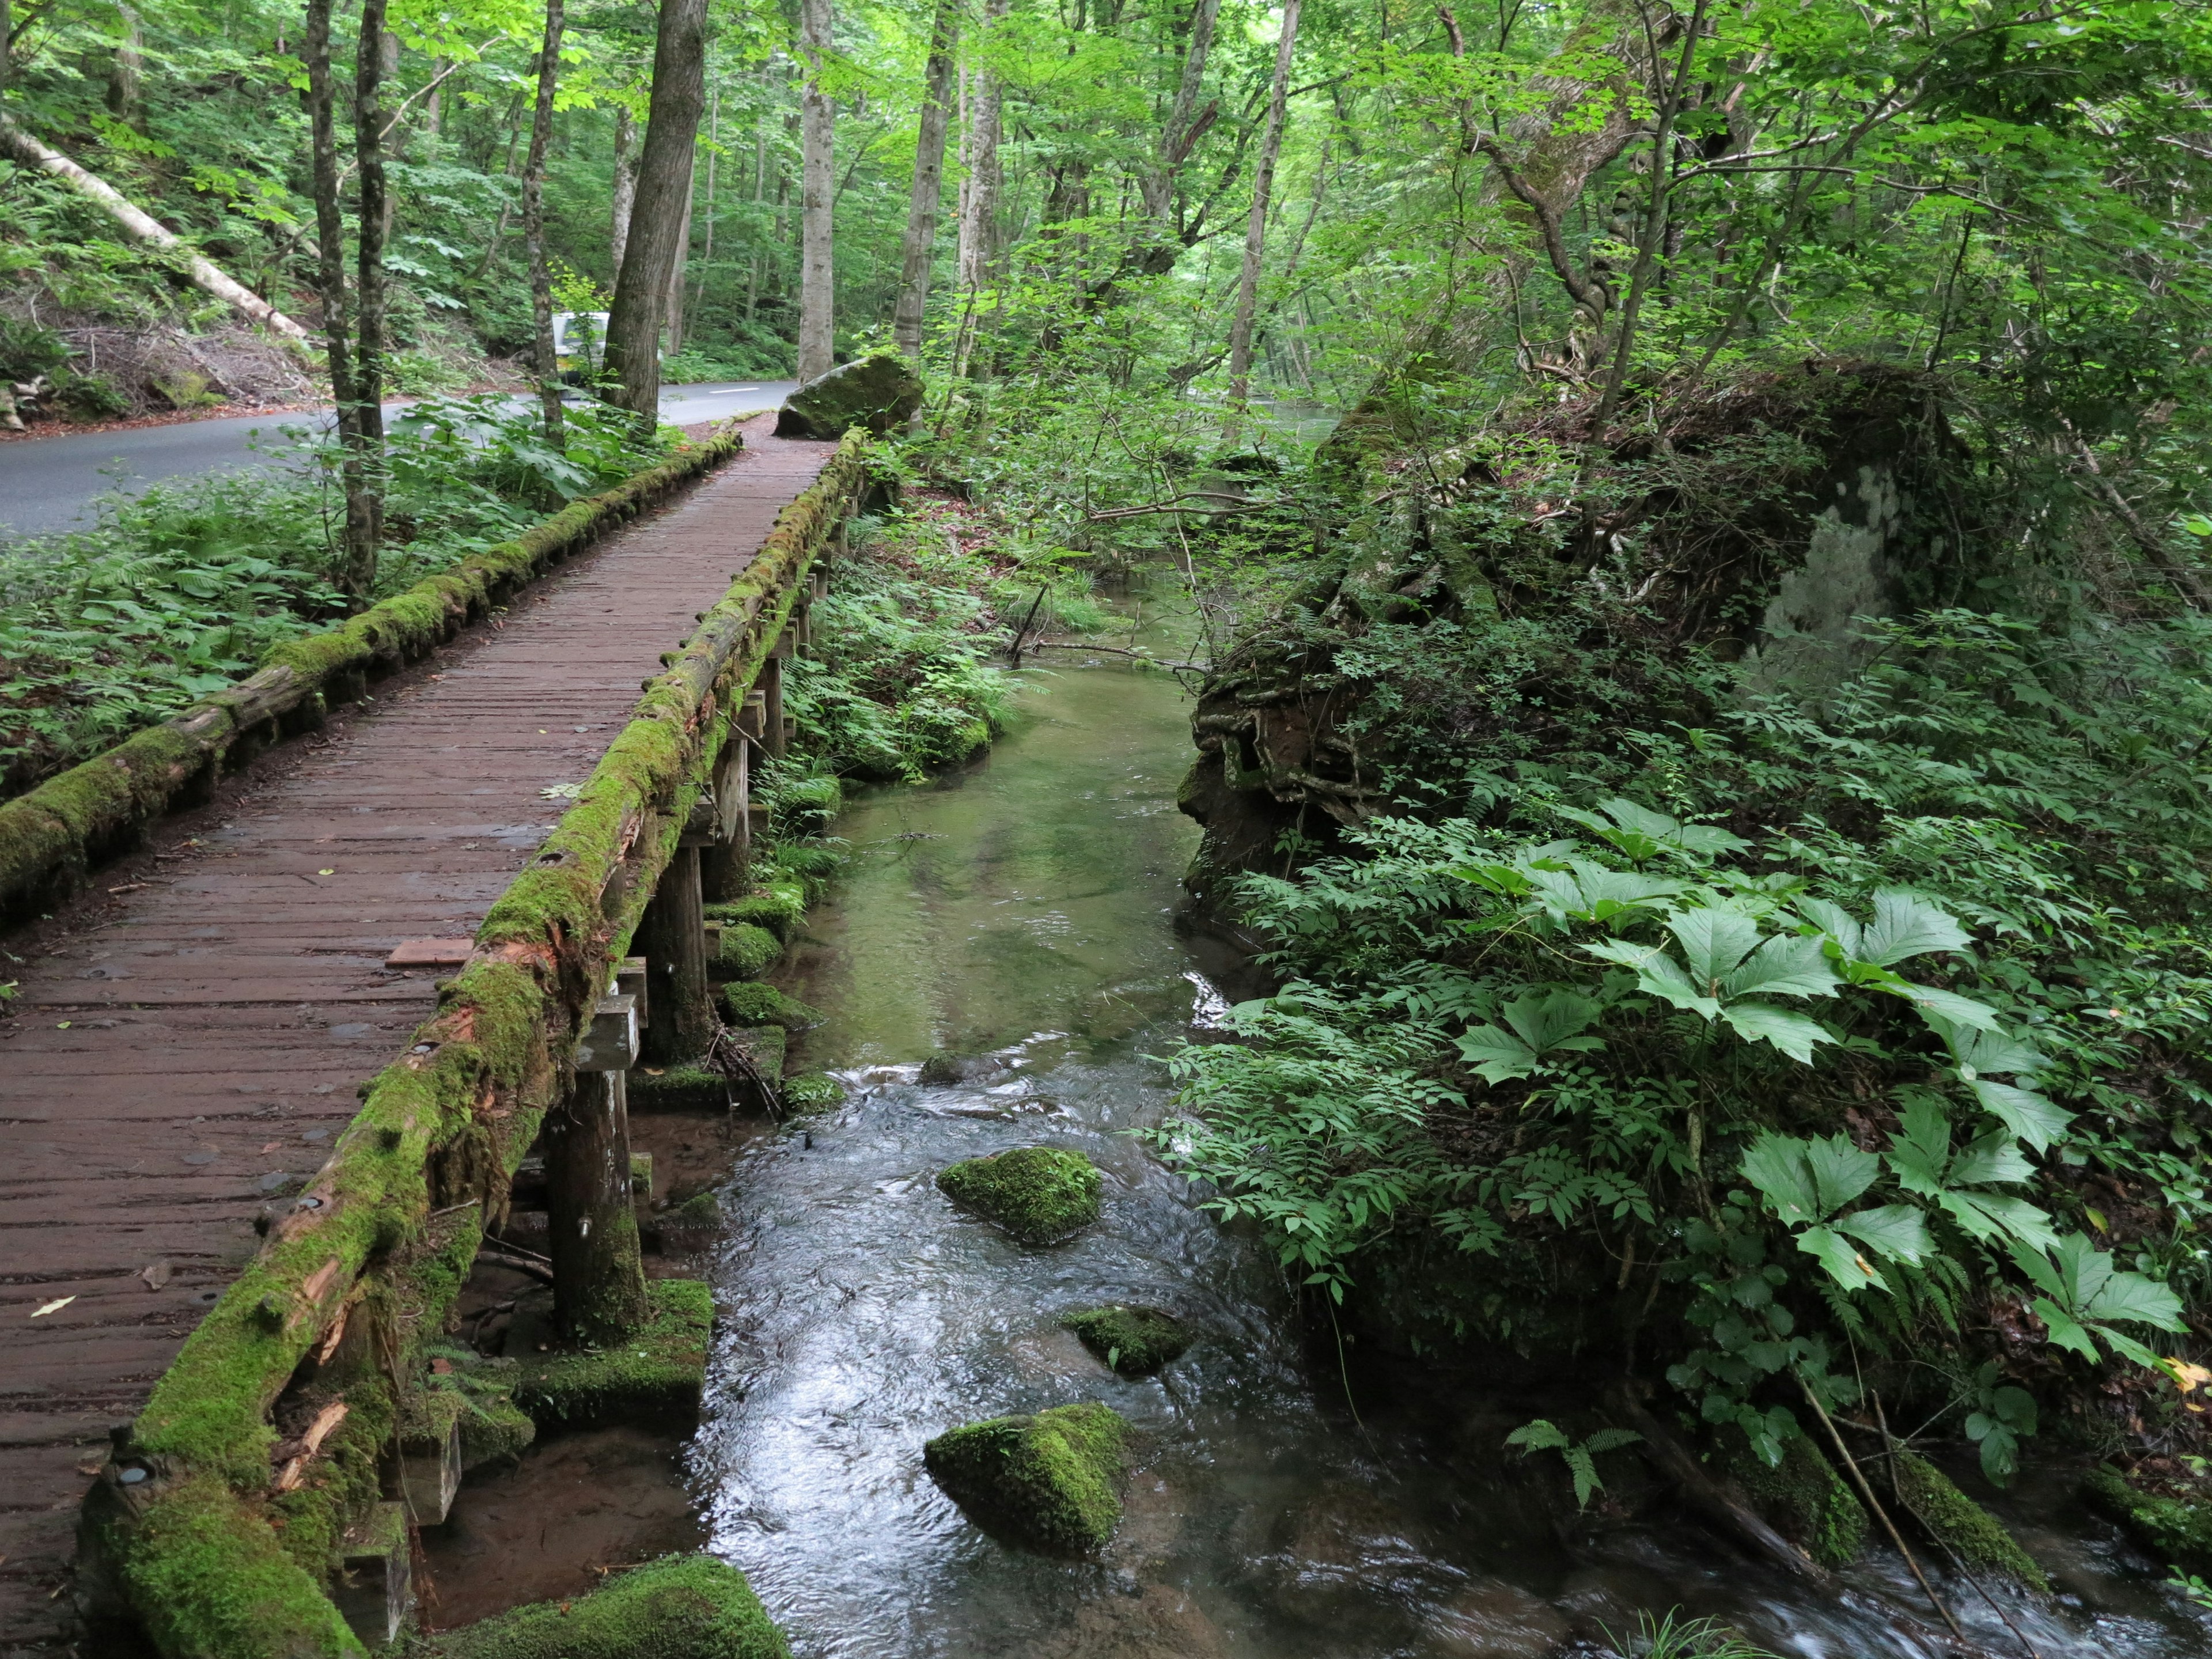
[77,429,874,1659]
[0,424,748,930]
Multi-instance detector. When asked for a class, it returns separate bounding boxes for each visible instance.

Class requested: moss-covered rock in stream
[711,922,783,981]
[411,1552,789,1659]
[775,351,925,440]
[720,981,820,1030]
[923,1402,1129,1554]
[781,1070,844,1113]
[2084,1464,2212,1577]
[416,1345,536,1470]
[1061,1306,1192,1377]
[511,1278,713,1427]
[709,892,805,944]
[628,1065,731,1112]
[1715,1425,1866,1567]
[937,1146,1101,1244]
[1893,1449,2048,1590]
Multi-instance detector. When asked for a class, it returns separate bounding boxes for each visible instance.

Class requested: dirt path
[0,415,832,1644]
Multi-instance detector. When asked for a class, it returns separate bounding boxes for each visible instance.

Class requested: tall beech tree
[522,0,565,438]
[794,0,835,381]
[891,0,957,361]
[603,0,704,422]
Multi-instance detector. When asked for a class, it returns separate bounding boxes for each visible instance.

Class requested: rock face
[1060,1306,1191,1377]
[924,1402,1129,1554]
[774,351,924,438]
[937,1146,1101,1244]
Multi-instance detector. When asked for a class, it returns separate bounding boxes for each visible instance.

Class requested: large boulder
[420,1552,789,1658]
[924,1402,1128,1554]
[937,1146,1101,1244]
[774,351,924,438]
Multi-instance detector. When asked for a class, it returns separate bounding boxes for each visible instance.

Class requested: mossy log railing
[0,425,749,929]
[75,430,875,1659]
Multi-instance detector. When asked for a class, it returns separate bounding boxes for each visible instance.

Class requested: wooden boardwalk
[0,417,831,1646]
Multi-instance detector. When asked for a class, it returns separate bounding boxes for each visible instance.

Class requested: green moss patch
[1893,1449,2048,1590]
[779,1071,844,1115]
[712,922,783,982]
[2084,1465,2212,1578]
[923,1402,1128,1555]
[708,893,805,944]
[628,1066,731,1113]
[719,982,820,1030]
[513,1278,713,1427]
[937,1146,1101,1245]
[413,1552,789,1659]
[1715,1425,1866,1567]
[730,1025,787,1084]
[1059,1306,1192,1378]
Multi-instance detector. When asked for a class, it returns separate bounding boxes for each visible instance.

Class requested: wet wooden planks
[0,417,831,1643]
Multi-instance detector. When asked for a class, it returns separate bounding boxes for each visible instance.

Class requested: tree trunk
[1224,0,1299,409]
[610,104,637,278]
[891,0,958,359]
[106,5,143,130]
[524,0,565,439]
[692,83,717,316]
[545,1070,649,1345]
[953,0,1007,298]
[641,844,714,1063]
[1141,0,1220,228]
[1,0,13,101]
[352,0,390,569]
[0,114,310,343]
[665,143,695,357]
[604,0,707,423]
[795,0,836,381]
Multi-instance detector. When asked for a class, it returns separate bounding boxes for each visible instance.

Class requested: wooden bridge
[0,414,867,1650]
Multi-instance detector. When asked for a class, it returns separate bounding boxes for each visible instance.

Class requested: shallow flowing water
[688,595,2212,1659]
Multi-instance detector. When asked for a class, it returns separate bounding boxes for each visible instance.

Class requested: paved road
[0,380,798,540]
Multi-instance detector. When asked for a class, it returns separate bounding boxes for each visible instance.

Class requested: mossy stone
[713,922,782,981]
[937,1146,1101,1245]
[2084,1464,2212,1577]
[774,351,924,439]
[512,1278,713,1427]
[1060,1306,1191,1377]
[731,1024,786,1082]
[628,1066,730,1113]
[781,1071,844,1114]
[413,1552,789,1658]
[923,1402,1128,1555]
[1715,1423,1866,1567]
[720,981,820,1030]
[709,893,805,944]
[1894,1448,2049,1591]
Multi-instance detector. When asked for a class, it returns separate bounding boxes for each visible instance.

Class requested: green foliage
[1598,1609,1778,1659]
[1505,1418,1641,1510]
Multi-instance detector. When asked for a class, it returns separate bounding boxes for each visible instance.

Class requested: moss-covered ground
[1060,1306,1191,1378]
[512,1279,714,1427]
[719,982,820,1030]
[410,1553,789,1659]
[937,1147,1101,1245]
[923,1402,1129,1555]
[711,923,782,982]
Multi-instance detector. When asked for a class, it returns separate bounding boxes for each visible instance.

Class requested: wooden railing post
[548,995,648,1343]
[703,730,752,902]
[640,844,714,1062]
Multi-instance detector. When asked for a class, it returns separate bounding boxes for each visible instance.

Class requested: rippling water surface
[688,593,2211,1659]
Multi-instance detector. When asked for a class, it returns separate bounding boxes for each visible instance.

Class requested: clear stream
[685,594,2211,1659]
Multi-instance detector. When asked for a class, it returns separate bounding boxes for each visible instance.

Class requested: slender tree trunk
[1141,0,1220,227]
[425,58,443,136]
[610,105,638,278]
[604,0,707,423]
[1,0,12,101]
[107,4,143,129]
[954,0,1007,297]
[301,0,374,607]
[665,145,694,356]
[693,83,717,315]
[795,0,836,381]
[375,29,399,247]
[1225,0,1299,410]
[891,0,958,359]
[524,0,565,439]
[353,0,389,570]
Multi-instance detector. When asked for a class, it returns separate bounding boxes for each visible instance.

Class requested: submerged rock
[774,351,924,439]
[923,1401,1129,1554]
[918,1051,1009,1085]
[1060,1305,1192,1377]
[1894,1448,2049,1590]
[1715,1423,1866,1567]
[936,1146,1101,1244]
[418,1551,789,1658]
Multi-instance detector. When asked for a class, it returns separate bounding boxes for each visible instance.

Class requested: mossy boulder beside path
[414,1552,789,1658]
[937,1146,1101,1244]
[774,351,925,439]
[923,1402,1129,1555]
[1060,1306,1191,1377]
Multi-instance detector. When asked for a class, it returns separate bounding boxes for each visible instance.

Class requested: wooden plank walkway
[0,416,832,1646]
